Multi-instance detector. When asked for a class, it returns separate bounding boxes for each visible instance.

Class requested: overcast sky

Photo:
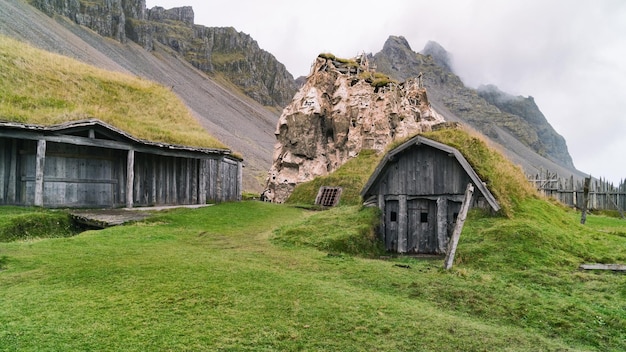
[147,0,626,184]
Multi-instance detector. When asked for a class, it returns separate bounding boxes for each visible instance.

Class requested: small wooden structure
[0,119,242,208]
[361,136,500,254]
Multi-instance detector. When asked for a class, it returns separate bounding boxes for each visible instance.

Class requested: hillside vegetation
[0,35,225,149]
[1,198,625,350]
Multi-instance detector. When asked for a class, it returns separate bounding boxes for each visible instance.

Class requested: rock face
[264,54,445,203]
[372,36,575,169]
[32,0,296,108]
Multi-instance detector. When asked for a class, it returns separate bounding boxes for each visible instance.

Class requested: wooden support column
[378,193,386,242]
[198,159,208,204]
[397,194,408,253]
[581,176,590,224]
[436,197,448,254]
[126,149,135,208]
[444,183,474,270]
[7,139,17,204]
[237,160,243,201]
[34,139,46,207]
[0,139,5,203]
[217,157,224,203]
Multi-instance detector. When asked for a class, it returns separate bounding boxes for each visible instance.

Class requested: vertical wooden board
[397,195,408,253]
[407,199,419,252]
[436,197,448,254]
[385,200,399,251]
[126,149,134,208]
[377,193,386,243]
[0,138,5,204]
[190,159,198,204]
[34,139,46,207]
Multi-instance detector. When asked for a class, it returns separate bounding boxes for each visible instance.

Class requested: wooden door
[385,200,399,251]
[408,199,437,253]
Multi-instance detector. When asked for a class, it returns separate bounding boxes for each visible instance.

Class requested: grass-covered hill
[2,198,625,350]
[0,35,225,149]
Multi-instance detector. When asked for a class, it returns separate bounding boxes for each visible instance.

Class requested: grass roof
[0,35,225,149]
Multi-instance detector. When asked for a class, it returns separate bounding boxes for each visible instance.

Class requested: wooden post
[237,160,243,201]
[34,139,46,207]
[198,159,208,204]
[397,194,408,253]
[444,183,474,270]
[581,177,590,224]
[217,157,224,203]
[7,139,17,203]
[126,149,135,208]
[436,197,448,254]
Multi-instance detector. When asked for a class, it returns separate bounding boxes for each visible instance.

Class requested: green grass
[0,35,225,149]
[286,149,382,206]
[0,207,78,242]
[1,200,625,351]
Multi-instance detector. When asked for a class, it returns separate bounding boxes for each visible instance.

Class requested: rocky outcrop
[264,54,445,203]
[32,0,146,42]
[372,36,575,169]
[477,84,574,168]
[31,0,297,108]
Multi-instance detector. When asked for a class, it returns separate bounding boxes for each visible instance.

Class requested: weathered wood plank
[126,149,135,208]
[444,183,474,270]
[34,139,46,207]
[579,263,626,271]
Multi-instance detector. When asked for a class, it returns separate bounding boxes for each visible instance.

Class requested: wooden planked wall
[0,137,241,208]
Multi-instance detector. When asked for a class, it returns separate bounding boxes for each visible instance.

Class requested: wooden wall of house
[0,136,241,208]
[367,145,475,254]
[131,153,241,206]
[15,140,125,207]
[374,146,472,196]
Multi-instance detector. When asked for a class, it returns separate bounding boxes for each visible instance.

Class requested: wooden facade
[361,136,499,254]
[0,119,242,208]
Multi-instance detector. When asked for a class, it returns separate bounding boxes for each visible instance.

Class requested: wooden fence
[528,170,626,212]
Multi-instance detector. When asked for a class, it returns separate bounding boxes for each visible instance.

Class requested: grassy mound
[286,149,382,206]
[273,205,384,257]
[0,35,225,149]
[0,207,78,242]
[422,127,537,217]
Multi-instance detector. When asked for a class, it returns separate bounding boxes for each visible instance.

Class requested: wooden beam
[579,263,626,271]
[397,195,408,253]
[7,139,17,203]
[34,139,46,206]
[436,197,448,254]
[126,150,135,208]
[237,160,243,201]
[581,177,591,224]
[444,183,474,270]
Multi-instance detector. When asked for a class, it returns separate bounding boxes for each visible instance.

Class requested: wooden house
[0,119,241,208]
[361,135,500,254]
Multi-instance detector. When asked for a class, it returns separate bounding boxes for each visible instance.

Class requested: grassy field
[1,200,625,351]
[0,35,225,149]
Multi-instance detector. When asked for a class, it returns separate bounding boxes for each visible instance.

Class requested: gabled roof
[361,135,500,211]
[0,118,239,159]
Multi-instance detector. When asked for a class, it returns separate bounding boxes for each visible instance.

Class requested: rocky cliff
[32,0,297,108]
[371,36,575,169]
[264,54,445,203]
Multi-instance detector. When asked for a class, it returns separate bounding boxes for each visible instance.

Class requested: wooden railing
[528,170,626,213]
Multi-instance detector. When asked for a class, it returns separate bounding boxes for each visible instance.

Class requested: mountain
[1,0,585,192]
[371,36,582,178]
[30,0,298,108]
[0,0,280,192]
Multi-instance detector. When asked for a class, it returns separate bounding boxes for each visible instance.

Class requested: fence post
[581,177,591,225]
